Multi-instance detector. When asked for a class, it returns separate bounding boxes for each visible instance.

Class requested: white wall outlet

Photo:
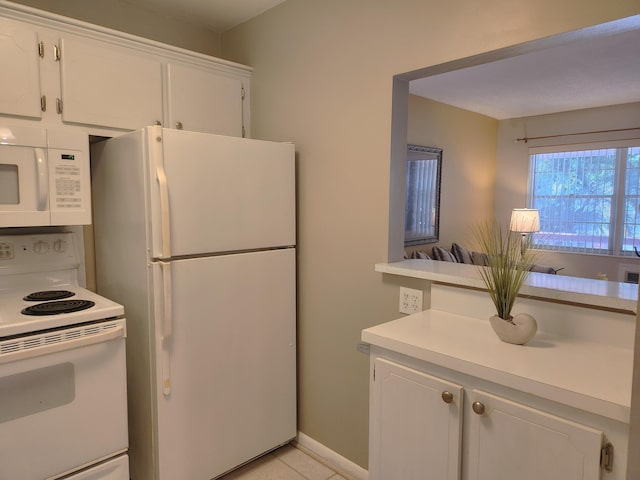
[399,287,423,314]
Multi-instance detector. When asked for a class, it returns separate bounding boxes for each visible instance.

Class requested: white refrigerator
[90,126,297,480]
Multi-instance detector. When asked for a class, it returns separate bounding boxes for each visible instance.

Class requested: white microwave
[0,125,91,227]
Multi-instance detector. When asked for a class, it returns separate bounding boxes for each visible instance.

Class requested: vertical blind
[404,145,442,245]
[528,142,640,255]
[623,146,640,253]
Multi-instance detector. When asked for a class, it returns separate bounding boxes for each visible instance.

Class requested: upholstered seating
[406,243,558,274]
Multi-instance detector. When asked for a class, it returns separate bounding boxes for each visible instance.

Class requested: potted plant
[471,220,541,345]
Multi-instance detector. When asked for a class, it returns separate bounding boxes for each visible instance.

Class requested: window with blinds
[528,142,640,255]
[404,145,442,246]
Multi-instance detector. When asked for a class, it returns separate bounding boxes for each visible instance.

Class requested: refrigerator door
[148,127,295,259]
[152,248,296,480]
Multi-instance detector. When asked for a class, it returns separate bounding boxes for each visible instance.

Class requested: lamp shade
[510,208,540,233]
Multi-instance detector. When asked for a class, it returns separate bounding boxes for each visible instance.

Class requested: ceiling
[409,22,640,120]
[121,0,286,33]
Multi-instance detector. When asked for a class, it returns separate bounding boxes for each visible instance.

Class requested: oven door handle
[0,324,125,365]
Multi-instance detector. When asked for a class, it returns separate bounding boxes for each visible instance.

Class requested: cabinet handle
[472,401,486,415]
[175,121,183,130]
[153,121,162,126]
[441,391,454,404]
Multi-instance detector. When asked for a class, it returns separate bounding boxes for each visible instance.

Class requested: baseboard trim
[294,432,369,480]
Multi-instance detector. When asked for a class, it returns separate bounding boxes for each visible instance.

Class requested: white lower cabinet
[369,357,610,480]
[468,390,603,480]
[370,358,463,480]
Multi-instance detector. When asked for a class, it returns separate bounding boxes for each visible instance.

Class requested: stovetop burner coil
[21,300,96,316]
[23,290,76,302]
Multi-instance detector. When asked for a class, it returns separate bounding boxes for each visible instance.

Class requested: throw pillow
[432,246,457,262]
[451,243,473,264]
[471,251,489,266]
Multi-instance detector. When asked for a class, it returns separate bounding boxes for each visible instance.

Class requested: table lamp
[510,208,540,253]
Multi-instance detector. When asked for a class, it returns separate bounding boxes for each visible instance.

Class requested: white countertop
[362,309,633,423]
[376,260,639,313]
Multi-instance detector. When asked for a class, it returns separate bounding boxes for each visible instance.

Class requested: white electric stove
[0,232,129,480]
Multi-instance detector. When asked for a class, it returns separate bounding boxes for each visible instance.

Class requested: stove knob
[33,240,49,254]
[53,239,67,253]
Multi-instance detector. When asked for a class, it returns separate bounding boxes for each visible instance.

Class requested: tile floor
[219,444,347,480]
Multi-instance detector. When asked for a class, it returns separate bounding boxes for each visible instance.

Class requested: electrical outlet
[399,287,423,314]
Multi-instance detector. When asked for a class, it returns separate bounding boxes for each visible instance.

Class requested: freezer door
[153,248,296,480]
[149,128,295,259]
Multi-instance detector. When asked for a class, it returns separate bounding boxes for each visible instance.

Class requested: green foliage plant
[471,220,542,321]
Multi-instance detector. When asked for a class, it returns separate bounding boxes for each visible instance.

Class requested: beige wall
[7,0,221,56]
[496,102,640,280]
[407,95,498,252]
[221,0,640,468]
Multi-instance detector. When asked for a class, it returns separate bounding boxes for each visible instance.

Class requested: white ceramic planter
[489,313,537,345]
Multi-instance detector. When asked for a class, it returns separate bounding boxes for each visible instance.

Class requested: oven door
[0,125,50,227]
[0,319,128,480]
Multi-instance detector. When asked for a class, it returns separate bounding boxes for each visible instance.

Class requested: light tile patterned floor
[219,444,346,480]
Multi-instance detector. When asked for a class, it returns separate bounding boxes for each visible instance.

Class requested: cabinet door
[0,17,42,119]
[468,390,603,480]
[167,63,244,136]
[370,358,463,480]
[59,36,162,130]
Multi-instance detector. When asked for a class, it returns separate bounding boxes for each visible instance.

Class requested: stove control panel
[0,233,79,271]
[0,241,15,260]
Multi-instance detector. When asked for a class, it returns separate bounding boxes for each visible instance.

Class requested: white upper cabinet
[0,4,251,136]
[0,17,42,119]
[59,36,163,130]
[167,63,244,137]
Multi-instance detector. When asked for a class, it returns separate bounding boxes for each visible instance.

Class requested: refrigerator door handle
[159,261,173,339]
[156,166,172,260]
[159,261,173,396]
[162,349,171,396]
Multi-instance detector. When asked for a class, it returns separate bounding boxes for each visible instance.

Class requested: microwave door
[0,145,50,227]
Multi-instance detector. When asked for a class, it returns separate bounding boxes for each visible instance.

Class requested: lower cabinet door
[468,390,603,480]
[369,358,463,480]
